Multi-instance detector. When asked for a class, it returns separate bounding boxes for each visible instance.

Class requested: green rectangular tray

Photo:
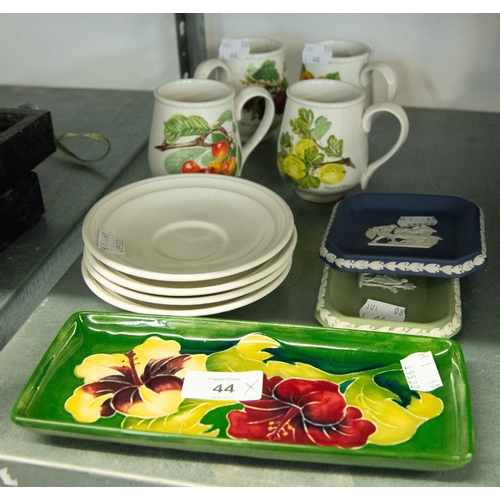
[11,311,474,471]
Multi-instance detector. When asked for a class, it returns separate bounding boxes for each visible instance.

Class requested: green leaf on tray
[122,399,235,436]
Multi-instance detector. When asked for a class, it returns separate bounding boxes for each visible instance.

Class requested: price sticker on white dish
[181,370,263,401]
[400,352,443,392]
[359,299,405,322]
[218,38,250,60]
[98,231,125,255]
[398,216,438,227]
[302,43,332,64]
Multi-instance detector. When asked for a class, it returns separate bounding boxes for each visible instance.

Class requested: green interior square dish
[11,312,473,471]
[316,265,461,338]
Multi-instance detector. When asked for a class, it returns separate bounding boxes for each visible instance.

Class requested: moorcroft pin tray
[12,312,473,471]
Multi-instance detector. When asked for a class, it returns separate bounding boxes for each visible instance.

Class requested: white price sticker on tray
[302,43,332,64]
[181,370,263,401]
[398,216,438,227]
[218,38,250,60]
[359,299,405,322]
[401,352,443,392]
[98,231,125,255]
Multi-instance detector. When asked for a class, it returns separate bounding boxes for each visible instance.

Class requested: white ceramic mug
[300,39,397,108]
[277,79,409,203]
[148,79,274,178]
[194,37,287,142]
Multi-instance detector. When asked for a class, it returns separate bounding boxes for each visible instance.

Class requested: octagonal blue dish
[319,193,487,278]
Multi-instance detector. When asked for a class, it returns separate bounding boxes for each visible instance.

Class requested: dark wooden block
[0,171,45,252]
[0,108,56,188]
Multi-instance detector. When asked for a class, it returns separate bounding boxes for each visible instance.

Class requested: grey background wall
[205,13,500,113]
[0,13,180,91]
[1,13,499,113]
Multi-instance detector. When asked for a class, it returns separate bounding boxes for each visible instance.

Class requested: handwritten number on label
[359,299,405,322]
[219,38,250,60]
[401,352,443,392]
[302,43,332,64]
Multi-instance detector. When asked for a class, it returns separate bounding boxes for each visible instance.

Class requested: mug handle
[359,62,398,102]
[234,86,275,165]
[360,102,409,189]
[194,58,231,82]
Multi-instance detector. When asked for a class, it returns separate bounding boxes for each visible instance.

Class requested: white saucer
[84,253,292,306]
[82,175,294,282]
[81,257,292,316]
[83,226,297,296]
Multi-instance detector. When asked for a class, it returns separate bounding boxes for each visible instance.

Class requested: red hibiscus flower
[226,375,376,448]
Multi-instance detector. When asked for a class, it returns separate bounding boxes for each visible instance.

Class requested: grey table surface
[0,85,154,350]
[1,100,499,486]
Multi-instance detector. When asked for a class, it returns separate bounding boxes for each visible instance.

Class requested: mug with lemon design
[277,79,409,203]
[299,39,398,109]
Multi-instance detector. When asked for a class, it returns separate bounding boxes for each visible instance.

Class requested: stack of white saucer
[81,174,296,316]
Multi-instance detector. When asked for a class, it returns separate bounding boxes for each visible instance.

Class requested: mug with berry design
[277,79,408,203]
[194,37,287,143]
[148,78,274,178]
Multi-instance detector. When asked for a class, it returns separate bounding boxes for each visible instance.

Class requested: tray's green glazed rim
[12,311,474,471]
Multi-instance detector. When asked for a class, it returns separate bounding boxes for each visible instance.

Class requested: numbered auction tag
[398,216,438,227]
[218,38,250,60]
[98,231,125,255]
[302,42,332,64]
[181,370,263,401]
[359,299,405,322]
[400,352,443,392]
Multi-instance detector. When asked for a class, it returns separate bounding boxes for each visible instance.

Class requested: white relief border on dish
[315,265,462,338]
[319,201,487,276]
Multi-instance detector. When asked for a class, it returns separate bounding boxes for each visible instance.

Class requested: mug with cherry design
[148,78,275,178]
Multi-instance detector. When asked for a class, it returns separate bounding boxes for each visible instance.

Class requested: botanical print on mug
[240,59,288,122]
[277,107,356,192]
[154,110,242,176]
[300,63,340,81]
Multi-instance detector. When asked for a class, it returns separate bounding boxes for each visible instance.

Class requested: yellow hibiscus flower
[65,337,206,423]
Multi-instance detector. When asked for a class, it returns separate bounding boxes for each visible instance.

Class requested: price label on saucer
[302,43,332,64]
[398,216,438,227]
[181,370,263,401]
[401,352,443,392]
[359,299,405,322]
[218,38,250,60]
[98,231,125,255]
